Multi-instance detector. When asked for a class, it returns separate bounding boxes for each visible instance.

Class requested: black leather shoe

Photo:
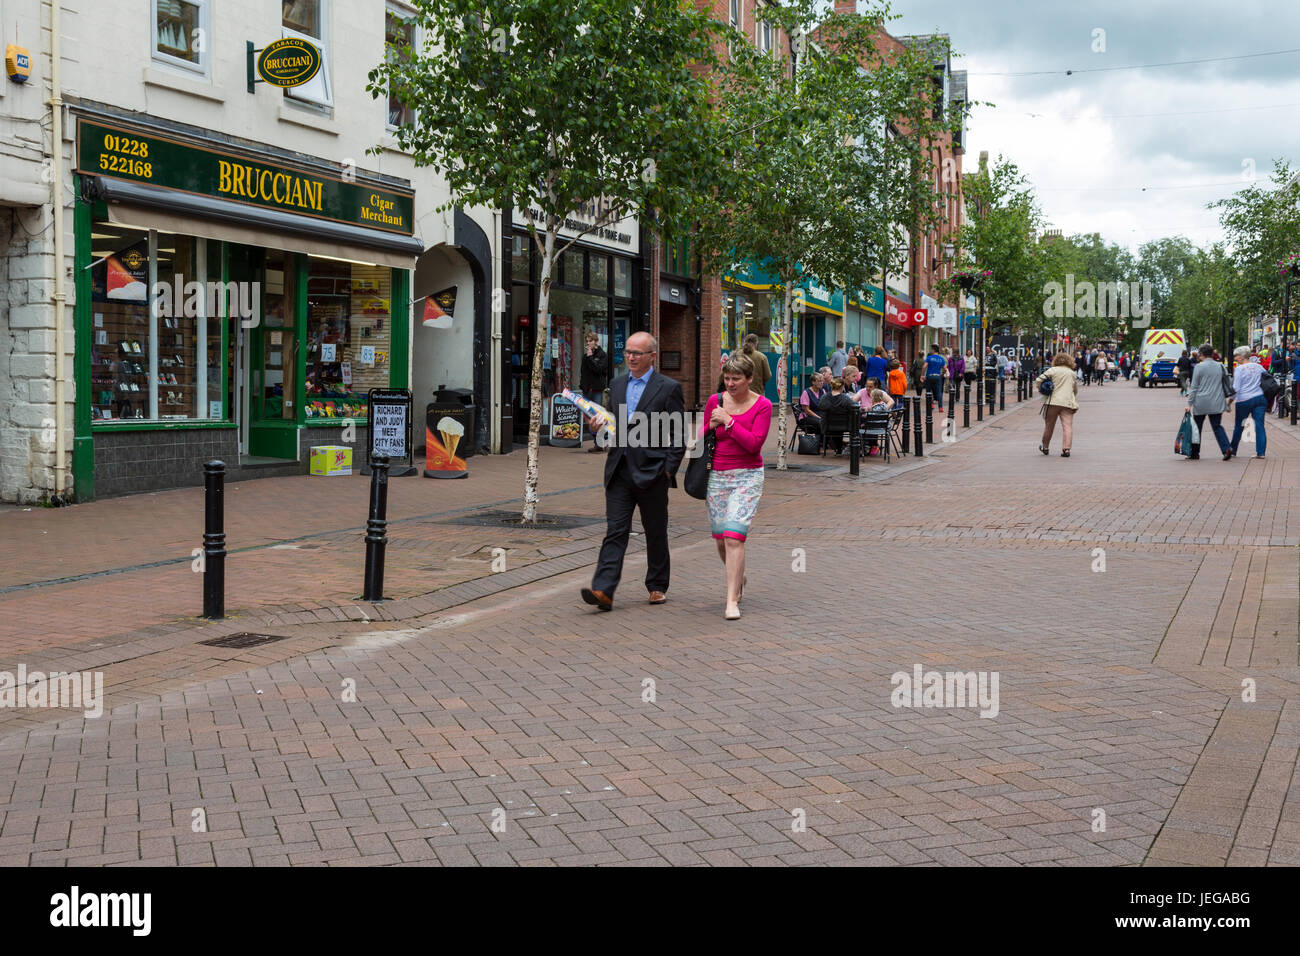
[581,588,613,611]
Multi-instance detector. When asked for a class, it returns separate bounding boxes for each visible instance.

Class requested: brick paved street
[2,380,1298,866]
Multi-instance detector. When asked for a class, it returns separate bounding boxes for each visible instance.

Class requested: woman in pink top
[700,353,773,620]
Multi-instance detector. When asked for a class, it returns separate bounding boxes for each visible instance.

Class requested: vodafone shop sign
[885,295,928,328]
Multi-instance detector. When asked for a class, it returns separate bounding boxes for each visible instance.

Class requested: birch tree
[371,0,725,521]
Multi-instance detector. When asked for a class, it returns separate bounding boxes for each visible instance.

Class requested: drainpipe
[49,0,67,499]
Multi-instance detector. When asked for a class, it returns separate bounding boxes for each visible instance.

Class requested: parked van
[1138,329,1186,387]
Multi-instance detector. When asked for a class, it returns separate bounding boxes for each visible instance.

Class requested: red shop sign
[885,295,928,328]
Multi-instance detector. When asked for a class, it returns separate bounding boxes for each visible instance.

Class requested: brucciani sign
[75,117,414,235]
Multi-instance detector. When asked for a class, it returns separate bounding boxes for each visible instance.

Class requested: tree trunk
[521,228,556,523]
[775,284,793,470]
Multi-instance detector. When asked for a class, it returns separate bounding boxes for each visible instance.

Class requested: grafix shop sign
[884,294,928,328]
[76,117,414,235]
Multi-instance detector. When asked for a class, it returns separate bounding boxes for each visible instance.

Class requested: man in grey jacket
[1185,343,1233,460]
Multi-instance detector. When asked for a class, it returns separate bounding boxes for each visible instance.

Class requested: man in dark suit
[581,332,685,611]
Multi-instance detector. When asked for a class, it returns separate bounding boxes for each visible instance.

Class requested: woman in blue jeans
[1229,346,1267,459]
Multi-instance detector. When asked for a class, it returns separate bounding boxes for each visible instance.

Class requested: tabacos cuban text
[0,664,104,718]
[151,274,260,327]
[49,886,151,936]
[890,664,1000,718]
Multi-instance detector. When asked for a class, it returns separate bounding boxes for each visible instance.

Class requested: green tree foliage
[370,0,726,521]
[693,0,960,467]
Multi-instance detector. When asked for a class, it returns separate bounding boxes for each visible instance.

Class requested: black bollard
[976,376,984,421]
[949,383,958,425]
[1293,380,1298,427]
[363,456,391,602]
[925,393,934,444]
[202,460,226,620]
[1000,376,1006,411]
[987,377,996,417]
[912,396,923,456]
[963,382,971,428]
[849,416,860,477]
[900,398,910,455]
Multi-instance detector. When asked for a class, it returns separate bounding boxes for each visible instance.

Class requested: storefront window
[722,287,774,353]
[90,224,215,423]
[545,289,608,400]
[304,256,391,421]
[283,0,332,107]
[589,254,610,292]
[511,234,530,281]
[614,258,632,298]
[562,248,584,287]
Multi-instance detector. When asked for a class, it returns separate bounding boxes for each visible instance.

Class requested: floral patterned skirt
[706,467,764,541]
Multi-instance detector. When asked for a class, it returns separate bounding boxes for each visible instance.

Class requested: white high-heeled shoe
[724,605,740,621]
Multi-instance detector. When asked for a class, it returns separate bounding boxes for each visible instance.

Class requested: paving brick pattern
[1,382,1297,865]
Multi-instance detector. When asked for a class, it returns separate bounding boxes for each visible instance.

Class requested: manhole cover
[200,632,289,649]
[440,510,603,529]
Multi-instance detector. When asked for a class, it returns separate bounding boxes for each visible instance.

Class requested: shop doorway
[230,246,299,462]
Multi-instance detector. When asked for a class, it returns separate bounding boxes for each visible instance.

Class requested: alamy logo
[152,274,261,327]
[594,409,710,455]
[890,664,1000,718]
[0,665,103,718]
[50,886,151,936]
[1042,274,1152,328]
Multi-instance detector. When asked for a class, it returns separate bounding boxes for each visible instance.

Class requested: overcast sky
[879,0,1300,255]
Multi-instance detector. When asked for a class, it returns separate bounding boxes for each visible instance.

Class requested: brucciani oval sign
[256,38,322,88]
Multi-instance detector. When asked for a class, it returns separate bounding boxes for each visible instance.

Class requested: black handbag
[797,432,821,455]
[684,428,716,500]
[1260,371,1280,402]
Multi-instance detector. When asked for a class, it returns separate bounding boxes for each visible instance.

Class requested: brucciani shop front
[71,110,421,499]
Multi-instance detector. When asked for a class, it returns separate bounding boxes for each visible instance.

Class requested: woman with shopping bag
[1184,344,1233,460]
[1033,353,1079,457]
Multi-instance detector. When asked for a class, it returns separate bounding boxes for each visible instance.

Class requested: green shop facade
[71,108,421,499]
[722,263,883,401]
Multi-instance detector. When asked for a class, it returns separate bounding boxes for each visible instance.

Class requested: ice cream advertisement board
[423,402,470,479]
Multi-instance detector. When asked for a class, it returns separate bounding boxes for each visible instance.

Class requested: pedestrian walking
[948,348,966,389]
[1176,349,1191,396]
[1184,343,1233,461]
[1034,353,1079,457]
[865,346,888,383]
[741,334,771,397]
[697,353,773,621]
[1094,351,1107,385]
[829,341,849,378]
[887,358,907,406]
[1228,345,1267,459]
[924,344,946,411]
[580,331,609,453]
[910,352,926,396]
[962,348,977,388]
[581,332,686,611]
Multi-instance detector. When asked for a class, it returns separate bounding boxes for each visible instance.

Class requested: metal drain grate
[199,632,290,649]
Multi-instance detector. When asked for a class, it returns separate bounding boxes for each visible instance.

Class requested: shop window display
[89,224,211,422]
[304,256,391,420]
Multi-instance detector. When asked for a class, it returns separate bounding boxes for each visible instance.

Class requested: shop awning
[93,176,424,270]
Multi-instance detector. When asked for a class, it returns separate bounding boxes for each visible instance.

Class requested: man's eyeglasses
[623,349,655,357]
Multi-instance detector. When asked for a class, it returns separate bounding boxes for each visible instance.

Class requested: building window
[153,0,209,74]
[90,224,218,423]
[385,5,416,129]
[283,0,332,108]
[304,256,392,420]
